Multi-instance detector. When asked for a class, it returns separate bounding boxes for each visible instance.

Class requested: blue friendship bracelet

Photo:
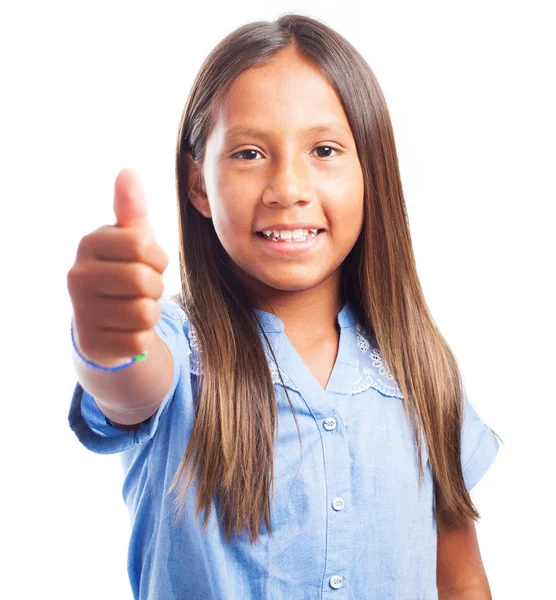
[70,320,148,373]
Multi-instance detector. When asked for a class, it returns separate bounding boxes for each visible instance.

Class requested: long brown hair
[166,12,503,543]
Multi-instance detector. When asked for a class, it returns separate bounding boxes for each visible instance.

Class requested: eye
[311,145,342,159]
[231,149,263,161]
[230,145,343,161]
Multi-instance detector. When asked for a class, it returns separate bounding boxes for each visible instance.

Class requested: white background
[2,0,554,597]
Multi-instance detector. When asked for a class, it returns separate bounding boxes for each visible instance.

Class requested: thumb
[113,168,155,239]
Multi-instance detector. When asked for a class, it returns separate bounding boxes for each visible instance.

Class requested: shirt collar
[182,300,401,399]
[252,302,402,398]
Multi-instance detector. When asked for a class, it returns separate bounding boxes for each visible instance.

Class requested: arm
[437,516,492,599]
[72,327,174,427]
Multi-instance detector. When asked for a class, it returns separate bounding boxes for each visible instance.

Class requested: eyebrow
[223,122,352,142]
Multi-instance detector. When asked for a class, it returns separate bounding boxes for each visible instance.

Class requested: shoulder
[460,392,502,490]
[159,295,188,324]
[158,295,199,374]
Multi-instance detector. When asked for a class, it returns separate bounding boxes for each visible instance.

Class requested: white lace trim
[173,304,187,325]
[187,325,200,375]
[352,322,402,398]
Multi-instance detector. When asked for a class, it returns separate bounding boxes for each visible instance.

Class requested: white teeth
[259,228,320,242]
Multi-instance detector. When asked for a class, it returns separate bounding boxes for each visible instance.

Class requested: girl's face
[187,46,364,300]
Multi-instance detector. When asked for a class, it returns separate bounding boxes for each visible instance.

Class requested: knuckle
[131,263,152,294]
[76,236,88,254]
[129,233,150,260]
[66,268,76,288]
[147,298,161,325]
[67,266,85,293]
[155,276,165,298]
[77,233,94,254]
[137,298,159,329]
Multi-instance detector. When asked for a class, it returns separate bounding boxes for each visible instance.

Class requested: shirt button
[323,417,337,431]
[329,575,343,589]
[332,497,345,511]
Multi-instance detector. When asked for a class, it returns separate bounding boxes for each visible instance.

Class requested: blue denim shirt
[68,297,501,600]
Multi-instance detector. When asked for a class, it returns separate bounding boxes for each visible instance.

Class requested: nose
[261,155,314,208]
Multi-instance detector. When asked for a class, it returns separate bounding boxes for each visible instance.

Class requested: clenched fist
[67,169,169,368]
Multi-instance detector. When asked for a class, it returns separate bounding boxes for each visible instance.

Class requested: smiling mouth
[255,229,325,242]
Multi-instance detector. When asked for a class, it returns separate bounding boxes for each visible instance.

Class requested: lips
[255,222,326,233]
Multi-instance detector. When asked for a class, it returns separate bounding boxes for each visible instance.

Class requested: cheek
[329,192,364,243]
[210,176,249,229]
[210,197,255,261]
[325,164,364,227]
[213,211,250,260]
[212,173,256,231]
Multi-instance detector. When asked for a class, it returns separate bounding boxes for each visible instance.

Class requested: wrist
[71,317,150,372]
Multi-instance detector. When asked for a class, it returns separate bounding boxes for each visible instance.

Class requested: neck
[247,269,345,343]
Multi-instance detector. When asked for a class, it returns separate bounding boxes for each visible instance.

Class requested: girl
[67,13,502,600]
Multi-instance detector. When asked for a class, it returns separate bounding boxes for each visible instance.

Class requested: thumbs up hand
[113,168,156,239]
[67,169,169,367]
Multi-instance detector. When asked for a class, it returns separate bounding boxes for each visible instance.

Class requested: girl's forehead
[209,60,351,145]
[222,58,336,113]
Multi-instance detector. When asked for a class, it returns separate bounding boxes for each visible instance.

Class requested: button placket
[319,408,350,597]
[264,317,354,597]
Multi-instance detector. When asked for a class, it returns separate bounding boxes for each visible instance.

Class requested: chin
[252,271,324,293]
[229,257,329,294]
[264,281,317,292]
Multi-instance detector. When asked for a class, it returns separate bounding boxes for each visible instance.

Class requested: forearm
[438,580,492,600]
[72,327,174,425]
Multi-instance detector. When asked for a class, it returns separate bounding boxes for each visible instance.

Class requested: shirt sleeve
[460,391,501,491]
[68,297,191,454]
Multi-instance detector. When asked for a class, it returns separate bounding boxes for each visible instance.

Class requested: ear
[185,152,212,219]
